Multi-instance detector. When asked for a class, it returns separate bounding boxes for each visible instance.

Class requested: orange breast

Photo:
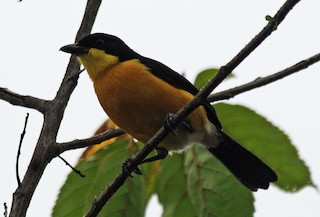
[93,59,207,144]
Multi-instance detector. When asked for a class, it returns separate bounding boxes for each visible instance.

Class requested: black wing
[140,56,222,129]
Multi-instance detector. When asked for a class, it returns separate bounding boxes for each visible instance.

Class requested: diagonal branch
[195,0,300,101]
[75,0,102,42]
[208,52,320,102]
[58,155,86,177]
[84,0,301,216]
[0,87,46,113]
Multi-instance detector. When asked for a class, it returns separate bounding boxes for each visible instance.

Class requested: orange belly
[93,59,207,146]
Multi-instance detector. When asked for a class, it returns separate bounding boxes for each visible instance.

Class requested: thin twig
[84,1,300,216]
[3,203,7,217]
[208,52,320,102]
[58,155,86,178]
[15,113,29,187]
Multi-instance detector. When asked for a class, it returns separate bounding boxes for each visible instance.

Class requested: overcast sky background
[0,0,319,216]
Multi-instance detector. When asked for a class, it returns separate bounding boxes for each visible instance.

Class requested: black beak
[60,43,89,56]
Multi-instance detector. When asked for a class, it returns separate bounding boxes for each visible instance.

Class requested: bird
[60,33,277,191]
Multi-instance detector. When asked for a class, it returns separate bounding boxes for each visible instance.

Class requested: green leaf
[134,141,162,201]
[194,68,234,90]
[194,68,219,90]
[214,103,313,191]
[52,140,146,217]
[141,160,161,201]
[155,154,196,217]
[184,146,254,217]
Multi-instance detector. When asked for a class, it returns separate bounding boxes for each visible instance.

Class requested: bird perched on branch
[60,33,277,191]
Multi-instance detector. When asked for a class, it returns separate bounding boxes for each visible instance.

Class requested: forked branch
[208,52,320,102]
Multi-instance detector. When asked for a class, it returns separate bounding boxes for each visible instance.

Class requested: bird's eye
[95,39,104,47]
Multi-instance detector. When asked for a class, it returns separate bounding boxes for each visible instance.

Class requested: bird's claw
[164,113,193,135]
[122,158,143,177]
[164,113,178,135]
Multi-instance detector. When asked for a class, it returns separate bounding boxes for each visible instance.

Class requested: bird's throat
[77,48,119,81]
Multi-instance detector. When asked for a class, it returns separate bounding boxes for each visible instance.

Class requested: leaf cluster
[52,70,313,217]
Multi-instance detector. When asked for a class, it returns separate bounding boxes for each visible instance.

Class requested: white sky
[0,0,319,216]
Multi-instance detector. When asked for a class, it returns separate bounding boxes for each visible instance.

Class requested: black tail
[207,130,277,191]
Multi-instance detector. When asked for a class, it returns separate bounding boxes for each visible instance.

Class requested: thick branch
[76,0,102,41]
[8,1,102,217]
[0,87,46,113]
[84,1,300,216]
[56,128,125,154]
[208,52,320,102]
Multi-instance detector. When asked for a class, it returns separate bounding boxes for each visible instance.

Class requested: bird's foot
[122,158,143,177]
[164,113,193,135]
[164,113,178,135]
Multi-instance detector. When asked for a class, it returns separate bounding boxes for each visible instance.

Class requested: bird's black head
[60,33,135,60]
[60,33,140,80]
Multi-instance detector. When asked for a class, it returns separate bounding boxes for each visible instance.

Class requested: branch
[16,113,29,187]
[56,128,125,154]
[8,0,102,216]
[0,87,46,113]
[208,52,320,102]
[75,0,102,41]
[58,155,86,178]
[197,0,300,100]
[3,203,7,217]
[84,0,301,216]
